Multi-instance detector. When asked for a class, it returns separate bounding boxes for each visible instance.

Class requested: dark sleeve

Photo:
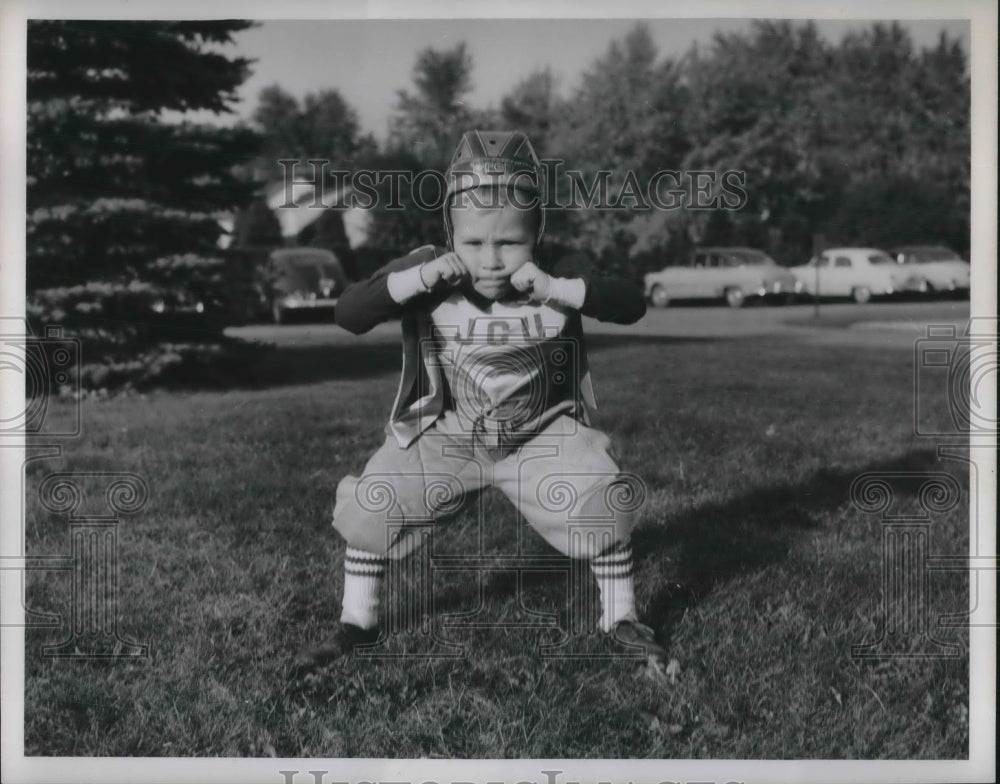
[334,245,445,334]
[550,251,647,324]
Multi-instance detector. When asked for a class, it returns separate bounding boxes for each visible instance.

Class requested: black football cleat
[292,623,381,675]
[609,619,669,670]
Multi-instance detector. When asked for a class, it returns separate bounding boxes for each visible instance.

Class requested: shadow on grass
[238,341,404,386]
[285,445,956,667]
[414,448,949,642]
[635,447,949,637]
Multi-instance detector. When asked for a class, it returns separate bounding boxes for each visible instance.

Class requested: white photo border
[1,1,995,782]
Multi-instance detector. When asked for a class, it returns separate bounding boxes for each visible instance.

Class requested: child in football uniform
[294,130,667,672]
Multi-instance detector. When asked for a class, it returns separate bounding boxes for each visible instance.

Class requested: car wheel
[852,286,872,304]
[650,285,670,308]
[725,287,745,308]
[272,303,285,324]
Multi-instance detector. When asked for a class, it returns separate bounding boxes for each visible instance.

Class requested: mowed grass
[23,330,969,758]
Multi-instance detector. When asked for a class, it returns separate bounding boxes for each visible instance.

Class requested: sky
[210,18,971,139]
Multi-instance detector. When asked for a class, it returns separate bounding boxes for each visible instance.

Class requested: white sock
[590,540,637,632]
[340,547,385,630]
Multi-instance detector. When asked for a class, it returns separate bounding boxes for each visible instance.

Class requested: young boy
[294,130,667,672]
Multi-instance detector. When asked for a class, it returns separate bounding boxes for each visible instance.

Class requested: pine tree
[232,199,283,250]
[27,21,261,389]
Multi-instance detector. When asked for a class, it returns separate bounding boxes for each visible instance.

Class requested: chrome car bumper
[758,279,803,296]
[279,297,339,310]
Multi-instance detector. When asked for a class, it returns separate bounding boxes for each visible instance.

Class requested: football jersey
[429,292,580,451]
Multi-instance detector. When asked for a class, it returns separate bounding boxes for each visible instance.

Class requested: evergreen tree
[27,20,261,388]
[232,199,283,250]
[296,209,360,280]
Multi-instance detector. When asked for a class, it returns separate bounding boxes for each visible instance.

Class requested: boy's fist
[510,261,551,302]
[419,252,469,289]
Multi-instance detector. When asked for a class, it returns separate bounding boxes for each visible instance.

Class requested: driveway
[228,300,972,351]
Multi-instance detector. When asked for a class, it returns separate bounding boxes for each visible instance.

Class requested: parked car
[643,247,802,308]
[147,288,231,341]
[151,292,209,316]
[888,245,971,295]
[264,247,349,324]
[789,247,923,303]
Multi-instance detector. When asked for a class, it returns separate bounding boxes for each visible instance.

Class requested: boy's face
[450,195,537,300]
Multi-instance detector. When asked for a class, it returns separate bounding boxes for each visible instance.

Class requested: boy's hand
[510,261,551,302]
[419,252,469,289]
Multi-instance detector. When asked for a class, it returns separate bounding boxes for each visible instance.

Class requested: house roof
[265,181,354,238]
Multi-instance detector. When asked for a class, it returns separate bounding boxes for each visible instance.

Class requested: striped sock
[590,540,637,633]
[340,547,385,630]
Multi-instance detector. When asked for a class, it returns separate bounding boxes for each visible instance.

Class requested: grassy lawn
[23,331,969,758]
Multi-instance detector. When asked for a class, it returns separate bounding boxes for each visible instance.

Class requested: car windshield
[723,250,771,266]
[272,252,347,291]
[906,246,962,263]
[868,253,894,265]
[281,252,335,268]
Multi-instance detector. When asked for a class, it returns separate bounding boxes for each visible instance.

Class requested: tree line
[25,20,969,389]
[245,21,969,279]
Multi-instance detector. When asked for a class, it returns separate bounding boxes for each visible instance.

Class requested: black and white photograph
[0,1,995,783]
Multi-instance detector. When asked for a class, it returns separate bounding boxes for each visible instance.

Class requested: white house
[217,180,372,249]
